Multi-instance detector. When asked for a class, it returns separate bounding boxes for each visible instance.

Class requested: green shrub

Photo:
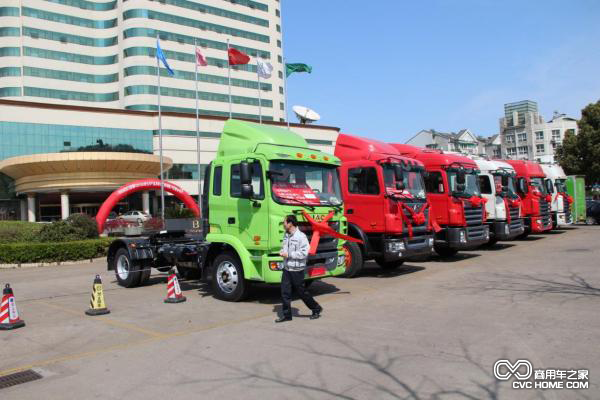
[0,238,113,264]
[37,220,81,242]
[67,213,98,239]
[0,221,42,244]
[165,206,196,219]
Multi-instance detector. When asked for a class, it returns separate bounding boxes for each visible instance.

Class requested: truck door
[424,169,448,225]
[343,162,385,232]
[221,159,269,249]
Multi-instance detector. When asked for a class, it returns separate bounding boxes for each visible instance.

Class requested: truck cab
[467,156,524,244]
[392,145,490,257]
[540,163,573,228]
[108,120,347,301]
[503,160,553,236]
[334,134,434,277]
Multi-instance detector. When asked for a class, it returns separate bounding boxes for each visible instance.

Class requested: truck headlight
[459,230,467,243]
[428,238,434,247]
[505,225,510,235]
[337,255,345,266]
[269,261,283,271]
[485,227,490,240]
[326,256,336,265]
[387,241,405,252]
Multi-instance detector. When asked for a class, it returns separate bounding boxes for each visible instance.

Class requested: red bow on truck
[559,192,573,204]
[399,202,442,238]
[301,210,363,255]
[501,196,521,223]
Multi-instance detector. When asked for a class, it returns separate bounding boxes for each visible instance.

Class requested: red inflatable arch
[96,178,200,232]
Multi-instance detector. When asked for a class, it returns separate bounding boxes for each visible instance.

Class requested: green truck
[566,175,586,223]
[107,120,348,301]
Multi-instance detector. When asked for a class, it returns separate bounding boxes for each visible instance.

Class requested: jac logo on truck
[309,214,327,222]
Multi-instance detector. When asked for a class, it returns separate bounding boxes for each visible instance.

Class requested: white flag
[256,59,273,79]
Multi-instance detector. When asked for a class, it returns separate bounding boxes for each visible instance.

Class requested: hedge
[0,238,114,264]
[0,221,43,244]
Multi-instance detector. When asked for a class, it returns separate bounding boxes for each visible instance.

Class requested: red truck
[391,144,490,257]
[334,134,435,277]
[503,160,553,236]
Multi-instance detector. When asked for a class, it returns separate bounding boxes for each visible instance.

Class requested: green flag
[285,63,312,78]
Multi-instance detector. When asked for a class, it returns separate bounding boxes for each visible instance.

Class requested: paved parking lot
[1,225,599,399]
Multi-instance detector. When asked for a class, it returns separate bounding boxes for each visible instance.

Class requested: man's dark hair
[285,214,298,227]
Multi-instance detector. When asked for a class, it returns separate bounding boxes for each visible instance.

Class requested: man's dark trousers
[281,269,321,318]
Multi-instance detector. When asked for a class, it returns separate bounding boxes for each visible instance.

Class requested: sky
[281,0,600,142]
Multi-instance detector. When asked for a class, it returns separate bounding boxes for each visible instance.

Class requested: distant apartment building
[405,128,500,159]
[499,100,578,163]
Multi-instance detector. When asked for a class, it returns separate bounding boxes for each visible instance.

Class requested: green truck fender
[205,233,262,281]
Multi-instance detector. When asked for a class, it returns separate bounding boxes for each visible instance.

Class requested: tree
[556,100,600,184]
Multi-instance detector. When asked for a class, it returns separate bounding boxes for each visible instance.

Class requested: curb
[0,257,105,270]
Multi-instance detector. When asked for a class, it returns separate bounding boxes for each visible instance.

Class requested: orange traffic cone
[164,269,186,303]
[0,284,25,330]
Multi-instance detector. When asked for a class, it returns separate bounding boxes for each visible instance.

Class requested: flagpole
[257,69,262,123]
[283,57,290,130]
[194,39,202,211]
[227,38,232,119]
[156,34,165,221]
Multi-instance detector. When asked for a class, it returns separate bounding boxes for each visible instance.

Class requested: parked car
[119,211,151,224]
[586,200,600,225]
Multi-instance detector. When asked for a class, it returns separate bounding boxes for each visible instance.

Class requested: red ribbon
[301,210,363,255]
[399,202,441,238]
[545,194,552,202]
[501,196,520,223]
[559,192,573,204]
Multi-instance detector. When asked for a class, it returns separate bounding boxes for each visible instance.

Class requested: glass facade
[24,67,119,83]
[46,0,117,11]
[0,122,152,160]
[166,164,208,180]
[153,129,221,138]
[22,7,118,29]
[0,47,20,57]
[125,85,271,107]
[0,67,20,77]
[23,27,118,47]
[156,0,268,27]
[126,104,272,121]
[0,7,20,16]
[0,27,20,37]
[123,9,269,43]
[124,65,270,91]
[123,28,270,58]
[24,47,118,65]
[24,87,119,102]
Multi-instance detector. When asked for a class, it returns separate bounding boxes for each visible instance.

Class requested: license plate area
[307,266,326,277]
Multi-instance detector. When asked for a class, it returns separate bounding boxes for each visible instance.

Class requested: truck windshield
[530,177,547,195]
[493,173,518,197]
[448,171,481,197]
[269,161,342,206]
[555,178,567,193]
[382,164,427,200]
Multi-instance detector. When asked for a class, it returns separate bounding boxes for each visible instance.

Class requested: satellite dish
[293,105,321,124]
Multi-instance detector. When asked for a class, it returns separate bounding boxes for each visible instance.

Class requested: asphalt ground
[1,225,599,399]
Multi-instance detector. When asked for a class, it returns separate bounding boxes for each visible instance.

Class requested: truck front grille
[297,221,339,252]
[464,203,484,226]
[508,206,522,230]
[539,199,552,227]
[467,225,487,241]
[400,202,430,235]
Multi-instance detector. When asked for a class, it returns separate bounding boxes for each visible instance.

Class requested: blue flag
[156,38,174,76]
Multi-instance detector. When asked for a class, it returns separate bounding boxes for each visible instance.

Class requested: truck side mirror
[396,181,405,191]
[240,183,254,199]
[518,178,528,194]
[456,183,466,192]
[394,165,403,181]
[457,170,466,185]
[240,161,252,186]
[545,179,554,194]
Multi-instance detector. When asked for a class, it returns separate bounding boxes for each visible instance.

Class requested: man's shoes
[310,307,323,320]
[275,316,292,323]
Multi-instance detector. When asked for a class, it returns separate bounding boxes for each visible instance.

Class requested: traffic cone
[0,284,25,330]
[164,269,186,303]
[85,275,110,316]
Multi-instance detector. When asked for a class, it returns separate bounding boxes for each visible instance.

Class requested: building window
[277,39,281,48]
[536,144,545,154]
[505,135,515,143]
[276,24,281,32]
[278,71,283,79]
[518,146,528,155]
[280,102,284,110]
[279,86,283,94]
[275,9,280,17]
[425,144,438,149]
[535,131,544,140]
[552,129,561,141]
[506,147,517,157]
[277,55,282,63]
[517,133,527,142]
[348,167,379,195]
[492,149,501,158]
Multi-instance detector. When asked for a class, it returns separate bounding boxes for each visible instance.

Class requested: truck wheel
[586,216,596,225]
[113,247,141,288]
[211,252,249,302]
[139,265,151,286]
[375,258,404,270]
[342,242,363,278]
[434,245,458,257]
[517,231,529,239]
[484,237,498,247]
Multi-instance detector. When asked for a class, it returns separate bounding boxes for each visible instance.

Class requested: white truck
[468,156,525,244]
[540,163,572,228]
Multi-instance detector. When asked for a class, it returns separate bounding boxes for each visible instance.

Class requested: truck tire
[211,252,250,302]
[342,241,363,278]
[139,265,151,286]
[586,216,596,225]
[517,231,529,239]
[484,237,498,247]
[113,247,141,288]
[434,245,458,258]
[375,258,404,270]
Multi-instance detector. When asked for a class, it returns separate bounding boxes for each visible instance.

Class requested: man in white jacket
[276,214,323,323]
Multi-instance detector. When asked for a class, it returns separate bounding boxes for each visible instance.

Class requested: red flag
[228,47,250,65]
